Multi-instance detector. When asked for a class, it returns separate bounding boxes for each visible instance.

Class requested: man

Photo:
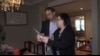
[37,7,57,55]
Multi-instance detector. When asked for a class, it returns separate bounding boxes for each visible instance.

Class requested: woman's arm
[47,30,75,49]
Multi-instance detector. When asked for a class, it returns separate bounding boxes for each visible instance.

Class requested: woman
[42,13,75,55]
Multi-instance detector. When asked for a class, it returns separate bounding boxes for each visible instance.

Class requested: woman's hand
[36,33,44,42]
[42,36,49,44]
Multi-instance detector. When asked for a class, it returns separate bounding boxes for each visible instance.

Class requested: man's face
[45,10,55,20]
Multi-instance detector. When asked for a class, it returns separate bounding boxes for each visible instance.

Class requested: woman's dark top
[47,27,75,55]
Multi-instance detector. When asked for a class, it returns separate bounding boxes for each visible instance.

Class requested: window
[75,16,85,32]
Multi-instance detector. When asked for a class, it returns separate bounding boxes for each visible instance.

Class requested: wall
[0,4,43,49]
[92,0,99,54]
[69,11,92,39]
[0,0,51,49]
[85,11,92,39]
[0,5,33,49]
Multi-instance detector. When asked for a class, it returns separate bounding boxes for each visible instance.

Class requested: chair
[24,41,35,54]
[37,42,45,55]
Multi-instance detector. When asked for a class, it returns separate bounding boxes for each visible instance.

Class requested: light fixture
[80,8,83,10]
[79,16,85,19]
[0,0,24,12]
[80,8,84,19]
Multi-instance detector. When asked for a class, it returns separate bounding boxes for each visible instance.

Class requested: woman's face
[57,16,64,28]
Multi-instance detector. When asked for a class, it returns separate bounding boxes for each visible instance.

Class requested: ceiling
[23,0,91,13]
[24,0,55,5]
[24,0,45,5]
[54,0,92,13]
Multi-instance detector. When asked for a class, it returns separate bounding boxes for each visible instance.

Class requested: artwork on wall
[5,12,28,26]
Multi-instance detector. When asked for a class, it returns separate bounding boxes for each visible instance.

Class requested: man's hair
[45,7,55,12]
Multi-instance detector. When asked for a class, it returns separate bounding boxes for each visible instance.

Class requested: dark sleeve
[40,21,45,33]
[47,30,75,49]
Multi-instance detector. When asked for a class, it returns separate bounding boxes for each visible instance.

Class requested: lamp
[0,0,24,12]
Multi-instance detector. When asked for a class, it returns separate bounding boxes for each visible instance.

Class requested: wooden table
[75,48,92,55]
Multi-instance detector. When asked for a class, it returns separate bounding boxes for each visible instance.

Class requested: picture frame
[5,12,28,26]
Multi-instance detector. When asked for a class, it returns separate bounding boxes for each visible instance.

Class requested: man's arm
[37,21,45,42]
[40,21,45,33]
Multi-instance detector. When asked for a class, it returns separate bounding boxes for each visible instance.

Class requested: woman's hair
[57,13,72,27]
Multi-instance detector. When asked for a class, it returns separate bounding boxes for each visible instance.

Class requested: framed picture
[5,12,28,26]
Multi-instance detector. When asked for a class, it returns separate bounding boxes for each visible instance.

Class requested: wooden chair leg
[37,44,39,55]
